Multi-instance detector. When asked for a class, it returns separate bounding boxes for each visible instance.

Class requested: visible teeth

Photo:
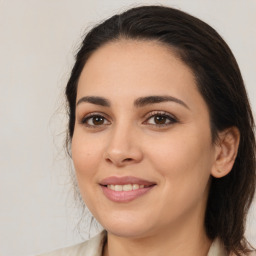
[123,184,132,191]
[133,184,139,190]
[107,184,145,191]
[115,185,122,191]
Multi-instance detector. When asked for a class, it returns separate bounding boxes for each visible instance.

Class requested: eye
[81,113,110,127]
[144,111,177,127]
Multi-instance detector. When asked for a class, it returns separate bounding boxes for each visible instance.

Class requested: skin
[71,39,239,256]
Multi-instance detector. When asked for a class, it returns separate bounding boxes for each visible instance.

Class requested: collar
[88,231,227,256]
[207,237,228,256]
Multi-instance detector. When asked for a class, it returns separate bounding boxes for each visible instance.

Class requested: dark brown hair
[65,5,256,255]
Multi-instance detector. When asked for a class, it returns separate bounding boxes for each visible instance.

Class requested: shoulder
[247,251,256,256]
[208,238,228,256]
[37,230,107,256]
[211,239,256,256]
[230,251,256,256]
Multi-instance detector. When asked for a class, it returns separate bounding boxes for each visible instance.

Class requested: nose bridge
[104,118,142,165]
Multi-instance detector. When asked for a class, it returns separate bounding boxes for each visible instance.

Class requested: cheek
[71,134,104,212]
[147,128,213,200]
[72,127,104,167]
[71,132,103,188]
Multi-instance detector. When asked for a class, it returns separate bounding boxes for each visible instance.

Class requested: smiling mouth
[104,184,152,191]
[99,176,156,202]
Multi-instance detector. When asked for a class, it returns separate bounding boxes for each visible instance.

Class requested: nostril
[124,158,133,162]
[106,158,112,163]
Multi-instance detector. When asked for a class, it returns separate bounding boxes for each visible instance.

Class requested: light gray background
[0,1,255,255]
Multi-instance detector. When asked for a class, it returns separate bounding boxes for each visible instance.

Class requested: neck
[103,213,212,256]
[103,185,212,256]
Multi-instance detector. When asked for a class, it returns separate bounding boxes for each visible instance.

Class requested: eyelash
[80,112,110,128]
[80,111,178,128]
[144,111,178,127]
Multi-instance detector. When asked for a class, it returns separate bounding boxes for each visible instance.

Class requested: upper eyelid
[144,110,177,120]
[79,112,112,126]
[80,111,111,120]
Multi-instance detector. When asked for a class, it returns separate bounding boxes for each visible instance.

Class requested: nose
[104,124,143,167]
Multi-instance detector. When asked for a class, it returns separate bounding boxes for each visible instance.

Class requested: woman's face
[72,40,218,238]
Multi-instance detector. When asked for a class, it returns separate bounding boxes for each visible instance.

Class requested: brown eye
[92,116,105,125]
[145,112,177,127]
[154,115,167,124]
[82,114,110,127]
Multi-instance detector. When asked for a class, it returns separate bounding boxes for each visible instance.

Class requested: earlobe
[211,127,240,178]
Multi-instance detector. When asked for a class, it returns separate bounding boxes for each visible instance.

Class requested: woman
[39,5,256,256]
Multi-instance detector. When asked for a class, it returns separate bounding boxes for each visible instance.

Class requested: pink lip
[99,176,156,203]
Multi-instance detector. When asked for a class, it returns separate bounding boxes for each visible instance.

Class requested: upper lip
[100,176,156,186]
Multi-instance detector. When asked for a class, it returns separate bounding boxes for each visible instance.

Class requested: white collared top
[37,230,229,256]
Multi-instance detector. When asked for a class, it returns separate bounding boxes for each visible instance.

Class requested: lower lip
[101,185,154,203]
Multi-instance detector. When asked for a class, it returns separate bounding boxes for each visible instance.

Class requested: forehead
[77,39,199,103]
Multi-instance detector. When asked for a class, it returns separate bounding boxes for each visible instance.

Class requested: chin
[97,213,155,238]
[106,225,153,238]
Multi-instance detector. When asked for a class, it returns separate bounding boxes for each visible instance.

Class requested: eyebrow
[76,96,110,107]
[134,95,189,109]
[76,95,189,109]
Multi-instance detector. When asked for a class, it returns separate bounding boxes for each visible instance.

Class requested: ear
[211,127,240,178]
